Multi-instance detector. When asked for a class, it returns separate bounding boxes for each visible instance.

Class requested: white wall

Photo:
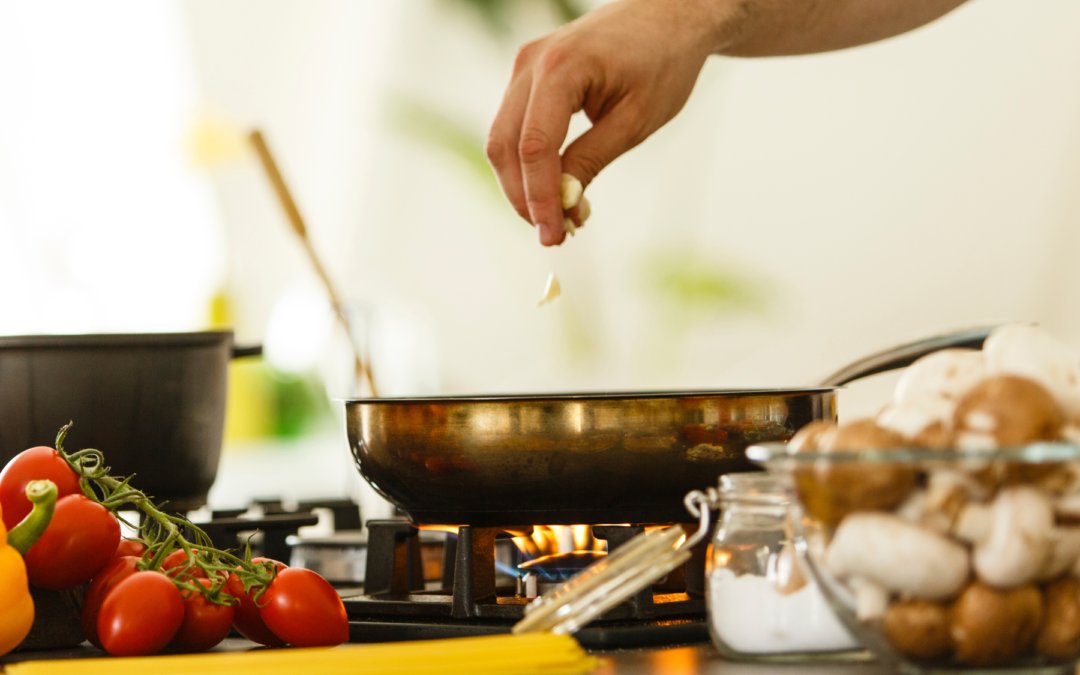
[182,0,1080,417]
[4,0,1078,415]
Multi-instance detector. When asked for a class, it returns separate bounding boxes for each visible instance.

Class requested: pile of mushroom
[791,324,1080,667]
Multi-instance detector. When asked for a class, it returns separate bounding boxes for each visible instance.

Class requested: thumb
[560,104,645,189]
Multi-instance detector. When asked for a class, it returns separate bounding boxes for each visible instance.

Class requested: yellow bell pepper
[1,501,35,656]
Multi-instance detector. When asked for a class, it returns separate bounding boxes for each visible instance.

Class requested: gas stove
[338,521,710,649]
[189,499,710,648]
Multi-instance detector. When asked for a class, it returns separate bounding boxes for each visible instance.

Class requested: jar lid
[718,472,791,505]
[512,525,691,636]
[512,491,715,636]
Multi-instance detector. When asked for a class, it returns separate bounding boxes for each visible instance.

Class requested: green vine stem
[8,479,58,555]
[53,423,279,604]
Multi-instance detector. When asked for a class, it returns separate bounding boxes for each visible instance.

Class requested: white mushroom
[877,396,956,441]
[895,348,987,406]
[894,489,932,526]
[894,469,990,535]
[848,577,890,622]
[983,324,1080,418]
[952,486,1055,588]
[825,512,969,601]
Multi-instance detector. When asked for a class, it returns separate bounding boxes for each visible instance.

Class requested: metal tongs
[513,490,716,635]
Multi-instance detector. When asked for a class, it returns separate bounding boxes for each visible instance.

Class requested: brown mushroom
[913,421,954,450]
[953,375,1064,448]
[882,599,953,661]
[949,582,1044,666]
[794,419,916,528]
[1036,577,1080,660]
[787,420,834,453]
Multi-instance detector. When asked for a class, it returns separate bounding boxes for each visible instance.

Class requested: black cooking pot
[0,331,261,512]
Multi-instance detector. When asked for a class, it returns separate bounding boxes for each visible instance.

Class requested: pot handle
[231,345,263,359]
[819,326,996,387]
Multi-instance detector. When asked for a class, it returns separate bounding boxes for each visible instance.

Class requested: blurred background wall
[2,0,1079,507]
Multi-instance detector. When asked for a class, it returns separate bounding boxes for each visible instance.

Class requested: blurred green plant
[447,0,585,37]
[641,247,769,320]
[386,93,502,200]
[225,358,332,443]
[268,368,332,438]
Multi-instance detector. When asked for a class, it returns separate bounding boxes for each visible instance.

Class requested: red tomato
[0,446,82,530]
[169,578,236,652]
[259,568,349,647]
[97,571,184,656]
[24,494,120,590]
[81,556,140,649]
[225,557,287,647]
[162,549,209,579]
[114,539,147,559]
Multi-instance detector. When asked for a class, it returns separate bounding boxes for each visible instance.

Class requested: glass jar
[707,473,866,662]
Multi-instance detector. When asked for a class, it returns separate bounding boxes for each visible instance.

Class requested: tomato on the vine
[225,557,287,647]
[161,548,211,580]
[114,539,147,559]
[97,571,183,656]
[23,494,119,590]
[81,556,140,649]
[169,578,236,652]
[0,446,81,530]
[259,568,349,647]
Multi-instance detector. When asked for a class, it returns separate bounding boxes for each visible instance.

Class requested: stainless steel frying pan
[345,328,991,526]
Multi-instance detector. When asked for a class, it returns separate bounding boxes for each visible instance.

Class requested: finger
[561,101,645,189]
[486,72,533,223]
[519,64,579,246]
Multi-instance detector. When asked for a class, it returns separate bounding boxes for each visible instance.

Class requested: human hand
[485,0,723,246]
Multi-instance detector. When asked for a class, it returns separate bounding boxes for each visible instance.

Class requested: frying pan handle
[231,345,263,359]
[819,326,997,387]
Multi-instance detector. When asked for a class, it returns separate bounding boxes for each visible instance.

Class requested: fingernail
[536,223,553,245]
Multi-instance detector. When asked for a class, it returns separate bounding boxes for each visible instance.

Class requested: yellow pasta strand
[5,633,599,675]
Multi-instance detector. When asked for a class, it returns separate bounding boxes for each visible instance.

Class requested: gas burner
[193,498,361,563]
[340,521,710,649]
[517,551,607,598]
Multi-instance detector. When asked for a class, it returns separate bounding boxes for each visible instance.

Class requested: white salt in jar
[707,473,867,662]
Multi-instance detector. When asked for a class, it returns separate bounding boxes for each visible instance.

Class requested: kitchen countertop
[595,646,884,674]
[2,640,891,674]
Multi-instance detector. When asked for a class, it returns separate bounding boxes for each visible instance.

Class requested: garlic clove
[578,195,591,222]
[563,217,577,237]
[560,174,583,210]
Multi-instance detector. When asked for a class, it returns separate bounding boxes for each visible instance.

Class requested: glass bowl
[747,442,1080,674]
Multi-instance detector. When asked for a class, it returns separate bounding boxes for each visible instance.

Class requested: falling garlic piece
[537,272,561,307]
